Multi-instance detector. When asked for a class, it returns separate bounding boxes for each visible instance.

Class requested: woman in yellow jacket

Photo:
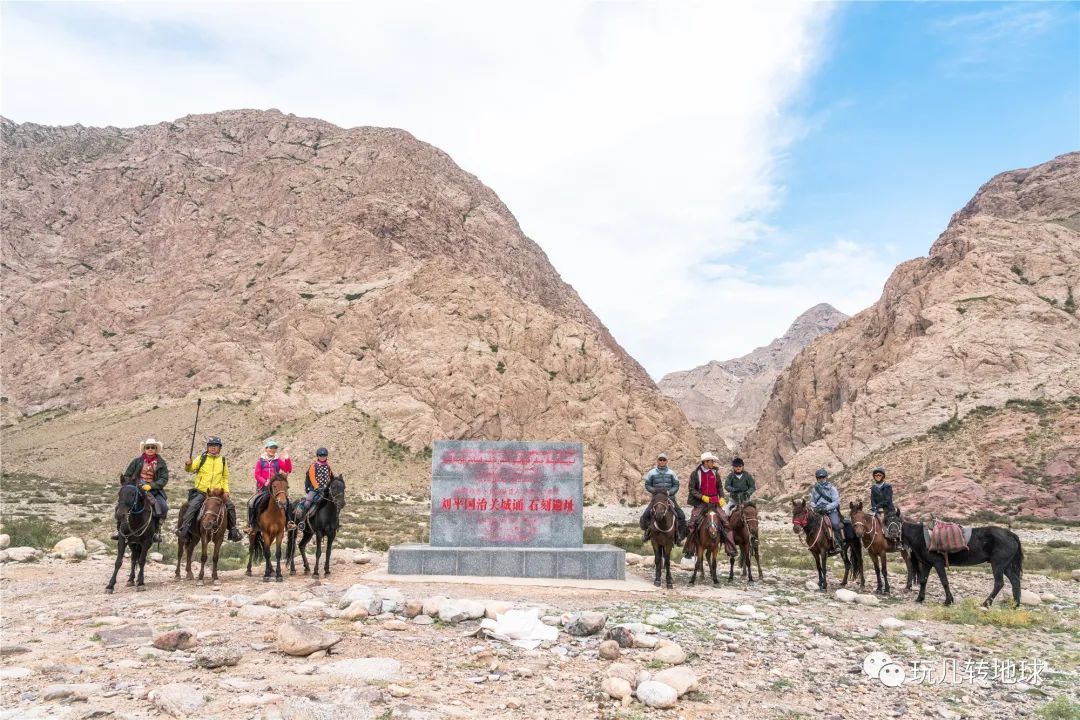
[177,436,242,542]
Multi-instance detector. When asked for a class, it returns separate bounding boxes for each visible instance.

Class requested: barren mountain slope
[659,303,847,450]
[0,110,696,500]
[742,152,1080,518]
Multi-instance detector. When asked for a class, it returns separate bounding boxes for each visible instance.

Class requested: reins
[118,486,153,540]
[651,495,676,536]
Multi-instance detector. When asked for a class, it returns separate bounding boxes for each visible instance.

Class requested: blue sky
[2,2,1077,378]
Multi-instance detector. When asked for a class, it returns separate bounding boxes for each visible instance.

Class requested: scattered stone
[652,643,687,665]
[0,534,9,550]
[809,636,835,649]
[380,588,405,614]
[484,600,513,619]
[97,625,153,646]
[237,605,281,620]
[412,615,434,626]
[195,646,241,669]
[52,537,87,560]
[1019,589,1041,606]
[0,667,30,680]
[340,601,370,621]
[322,657,401,681]
[0,644,29,658]
[276,622,341,657]
[85,539,107,555]
[352,552,372,564]
[505,697,523,710]
[606,662,638,687]
[1071,569,1080,582]
[636,680,678,709]
[564,611,606,636]
[438,599,485,623]
[150,683,205,717]
[227,594,254,607]
[403,599,424,618]
[604,626,635,648]
[384,620,409,631]
[148,551,163,562]
[624,553,643,566]
[238,693,282,707]
[423,596,448,616]
[734,604,756,616]
[153,629,196,652]
[718,618,744,631]
[805,579,820,591]
[6,547,43,563]
[645,613,670,626]
[388,684,412,698]
[43,683,100,701]
[1040,592,1058,603]
[598,640,621,660]
[855,594,881,606]
[601,676,632,700]
[636,669,652,688]
[880,617,906,630]
[653,667,698,696]
[0,550,8,563]
[835,589,857,603]
[632,634,658,649]
[339,584,382,614]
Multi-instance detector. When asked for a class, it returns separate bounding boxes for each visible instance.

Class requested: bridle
[852,513,881,544]
[118,483,153,540]
[271,478,289,510]
[793,507,827,549]
[201,496,227,537]
[704,510,719,540]
[741,506,759,537]
[651,494,676,535]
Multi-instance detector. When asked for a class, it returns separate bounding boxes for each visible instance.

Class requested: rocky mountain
[742,152,1080,520]
[0,110,697,500]
[659,303,847,451]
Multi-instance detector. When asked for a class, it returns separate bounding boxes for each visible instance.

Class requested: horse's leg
[710,546,719,584]
[932,559,954,606]
[135,538,151,590]
[324,526,335,576]
[275,535,283,582]
[197,534,208,585]
[106,538,126,593]
[1004,564,1022,608]
[881,551,891,595]
[245,532,255,576]
[915,558,930,603]
[664,545,673,589]
[263,531,274,580]
[652,542,661,587]
[174,534,183,579]
[299,530,311,574]
[984,565,1005,608]
[816,550,827,591]
[753,537,763,579]
[903,548,913,591]
[871,552,882,594]
[746,541,754,582]
[728,547,736,582]
[185,538,195,580]
[312,531,323,579]
[126,544,137,586]
[690,536,700,585]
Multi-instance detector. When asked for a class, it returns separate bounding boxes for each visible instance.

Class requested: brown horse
[792,499,860,591]
[247,473,288,582]
[175,489,226,583]
[647,492,678,588]
[849,501,912,595]
[689,508,720,585]
[729,503,763,581]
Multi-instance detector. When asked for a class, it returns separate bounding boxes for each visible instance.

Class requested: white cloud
[0,2,886,379]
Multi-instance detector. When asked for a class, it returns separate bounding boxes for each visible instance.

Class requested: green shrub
[1038,696,1080,720]
[3,516,60,549]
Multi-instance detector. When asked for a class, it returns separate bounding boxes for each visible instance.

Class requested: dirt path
[1,531,1077,720]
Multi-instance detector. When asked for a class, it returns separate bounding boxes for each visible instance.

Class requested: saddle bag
[927,521,969,553]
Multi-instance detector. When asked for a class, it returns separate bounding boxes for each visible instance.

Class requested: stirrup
[286,521,297,530]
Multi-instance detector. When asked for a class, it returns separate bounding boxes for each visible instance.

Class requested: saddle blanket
[926,522,971,553]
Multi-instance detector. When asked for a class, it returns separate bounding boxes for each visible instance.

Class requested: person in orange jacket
[294,447,334,531]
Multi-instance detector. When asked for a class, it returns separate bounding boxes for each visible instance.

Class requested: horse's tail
[251,532,266,564]
[1008,533,1023,578]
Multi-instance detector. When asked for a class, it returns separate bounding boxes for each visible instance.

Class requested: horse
[688,508,720,585]
[729,503,763,582]
[792,499,861,591]
[178,489,226,585]
[106,474,157,593]
[849,501,913,595]
[901,521,1023,607]
[288,474,345,578]
[647,492,678,588]
[247,473,289,582]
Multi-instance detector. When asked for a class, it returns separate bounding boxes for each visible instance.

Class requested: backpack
[197,452,228,477]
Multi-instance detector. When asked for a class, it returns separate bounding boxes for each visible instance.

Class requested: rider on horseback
[684,452,736,560]
[869,467,901,541]
[178,437,242,542]
[810,468,844,556]
[725,457,756,506]
[113,438,169,543]
[640,452,688,543]
[246,439,294,536]
[294,447,333,531]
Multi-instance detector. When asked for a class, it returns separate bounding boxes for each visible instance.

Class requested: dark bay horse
[689,508,720,585]
[247,473,288,582]
[729,503,763,582]
[107,475,156,593]
[901,521,1023,607]
[849,502,912,595]
[289,474,345,578]
[175,489,226,583]
[792,499,860,591]
[647,492,678,588]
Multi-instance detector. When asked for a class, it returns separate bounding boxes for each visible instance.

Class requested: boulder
[338,584,380,614]
[1071,569,1080,582]
[652,643,687,665]
[6,547,42,563]
[636,680,678,709]
[149,552,164,563]
[195,647,242,669]
[604,626,635,648]
[734,604,756,616]
[484,600,513,619]
[564,611,607,636]
[0,551,8,563]
[322,657,401,681]
[403,599,424,618]
[423,596,448,617]
[880,617,906,630]
[43,683,101,702]
[352,552,372,564]
[624,553,643,566]
[804,579,820,591]
[1040,592,1058,603]
[85,539,107,555]
[276,622,341,657]
[1019,589,1041,606]
[379,588,405,614]
[438,599,485,623]
[340,601,370,621]
[53,536,87,559]
[854,594,880,606]
[605,662,638,687]
[653,667,698,696]
[835,589,857,603]
[598,640,621,660]
[150,683,206,717]
[0,534,9,549]
[632,634,658,649]
[153,629,196,652]
[600,676,632,700]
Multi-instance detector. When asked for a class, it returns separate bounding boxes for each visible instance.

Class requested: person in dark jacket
[810,468,844,555]
[869,467,900,540]
[640,453,688,543]
[684,452,736,560]
[295,447,334,531]
[113,438,169,543]
[725,457,756,506]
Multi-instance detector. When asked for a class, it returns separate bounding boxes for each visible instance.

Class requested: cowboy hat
[699,452,719,462]
[141,438,162,450]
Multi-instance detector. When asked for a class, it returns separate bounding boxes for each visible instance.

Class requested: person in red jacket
[246,439,294,535]
[684,452,736,560]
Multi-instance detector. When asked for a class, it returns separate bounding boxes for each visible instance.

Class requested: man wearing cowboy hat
[684,452,737,560]
[113,438,170,543]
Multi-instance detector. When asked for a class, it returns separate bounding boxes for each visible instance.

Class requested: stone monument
[388,440,625,579]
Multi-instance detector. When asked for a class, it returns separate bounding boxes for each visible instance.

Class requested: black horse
[106,475,157,593]
[289,474,345,578]
[901,521,1023,607]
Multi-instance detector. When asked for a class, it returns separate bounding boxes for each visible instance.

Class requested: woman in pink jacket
[245,439,293,534]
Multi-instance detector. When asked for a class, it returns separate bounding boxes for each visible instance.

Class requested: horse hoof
[263,577,271,583]
[136,585,146,592]
[276,576,283,583]
[289,570,295,576]
[653,580,661,587]
[665,583,673,589]
[244,570,252,577]
[126,580,135,586]
[212,580,220,586]
[105,587,114,594]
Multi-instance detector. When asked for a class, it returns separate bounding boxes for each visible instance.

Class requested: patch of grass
[901,599,1055,629]
[2,515,61,549]
[495,360,506,374]
[299,293,315,300]
[770,678,795,692]
[101,329,117,338]
[186,368,197,378]
[489,343,498,353]
[1038,696,1080,720]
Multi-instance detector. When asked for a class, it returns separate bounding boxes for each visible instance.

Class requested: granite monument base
[387,544,625,580]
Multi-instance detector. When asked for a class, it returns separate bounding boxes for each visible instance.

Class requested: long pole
[188,398,202,462]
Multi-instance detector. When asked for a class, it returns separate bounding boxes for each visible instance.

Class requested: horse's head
[850,500,863,514]
[270,472,289,509]
[705,509,720,541]
[791,498,809,534]
[651,492,671,520]
[207,488,225,498]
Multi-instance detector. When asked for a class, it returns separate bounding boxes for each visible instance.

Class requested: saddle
[926,521,970,553]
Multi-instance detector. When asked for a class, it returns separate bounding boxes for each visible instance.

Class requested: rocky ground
[1,525,1077,720]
